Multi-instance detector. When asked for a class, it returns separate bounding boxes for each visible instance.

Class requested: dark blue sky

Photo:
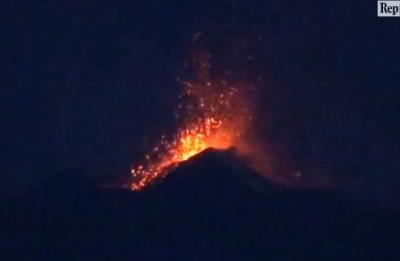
[1,0,399,207]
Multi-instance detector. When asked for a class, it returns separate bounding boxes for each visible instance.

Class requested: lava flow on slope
[130,52,254,190]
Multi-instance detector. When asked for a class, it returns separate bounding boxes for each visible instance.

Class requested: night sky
[1,1,399,207]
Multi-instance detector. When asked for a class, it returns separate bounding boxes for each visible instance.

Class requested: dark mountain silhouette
[1,148,399,261]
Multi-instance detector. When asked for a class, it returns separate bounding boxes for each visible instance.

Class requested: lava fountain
[130,53,254,190]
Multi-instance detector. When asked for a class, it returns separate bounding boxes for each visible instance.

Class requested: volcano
[1,149,399,261]
[139,147,285,195]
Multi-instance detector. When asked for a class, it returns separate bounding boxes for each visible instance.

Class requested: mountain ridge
[1,148,399,261]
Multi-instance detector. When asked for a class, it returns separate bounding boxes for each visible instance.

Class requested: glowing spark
[130,55,253,190]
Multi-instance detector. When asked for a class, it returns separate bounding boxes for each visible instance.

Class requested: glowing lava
[130,54,253,190]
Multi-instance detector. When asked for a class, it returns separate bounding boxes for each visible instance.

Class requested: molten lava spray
[130,53,254,190]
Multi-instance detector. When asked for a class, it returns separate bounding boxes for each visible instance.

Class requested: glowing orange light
[130,53,253,190]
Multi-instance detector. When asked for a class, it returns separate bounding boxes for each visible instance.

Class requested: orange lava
[130,54,253,190]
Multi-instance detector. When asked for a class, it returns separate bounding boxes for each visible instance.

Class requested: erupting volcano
[130,53,254,190]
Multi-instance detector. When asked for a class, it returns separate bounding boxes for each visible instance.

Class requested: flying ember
[130,54,253,190]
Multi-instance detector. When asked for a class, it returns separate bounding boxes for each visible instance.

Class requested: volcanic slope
[1,148,399,261]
